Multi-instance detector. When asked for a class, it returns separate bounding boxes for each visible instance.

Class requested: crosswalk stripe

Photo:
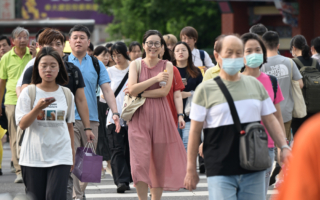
[87,183,209,190]
[100,175,207,182]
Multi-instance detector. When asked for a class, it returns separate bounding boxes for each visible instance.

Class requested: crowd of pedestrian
[0,22,319,200]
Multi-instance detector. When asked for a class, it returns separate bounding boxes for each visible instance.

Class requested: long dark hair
[111,42,131,61]
[93,46,108,57]
[142,30,171,61]
[290,35,311,59]
[172,42,199,78]
[32,47,68,85]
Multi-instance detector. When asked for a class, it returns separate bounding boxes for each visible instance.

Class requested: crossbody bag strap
[135,60,142,82]
[114,71,129,98]
[214,76,242,134]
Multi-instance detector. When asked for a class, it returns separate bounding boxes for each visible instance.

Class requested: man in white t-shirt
[180,26,214,69]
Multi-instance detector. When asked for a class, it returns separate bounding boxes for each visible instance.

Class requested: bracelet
[280,145,291,152]
[137,91,144,98]
[84,128,92,131]
[113,112,120,117]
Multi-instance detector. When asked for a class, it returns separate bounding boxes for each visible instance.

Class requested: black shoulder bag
[214,76,271,171]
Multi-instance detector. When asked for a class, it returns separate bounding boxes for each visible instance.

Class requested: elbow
[18,123,26,131]
[128,87,139,97]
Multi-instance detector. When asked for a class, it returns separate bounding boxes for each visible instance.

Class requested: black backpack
[293,57,320,113]
[268,75,278,103]
[63,54,100,88]
[199,50,205,66]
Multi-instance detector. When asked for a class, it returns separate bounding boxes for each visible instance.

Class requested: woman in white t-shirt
[101,42,132,193]
[15,47,75,200]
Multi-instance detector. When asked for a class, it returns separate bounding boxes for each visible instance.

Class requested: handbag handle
[214,76,244,135]
[83,142,96,154]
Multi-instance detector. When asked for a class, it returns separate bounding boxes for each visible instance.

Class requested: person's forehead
[245,39,260,48]
[71,31,87,37]
[146,35,160,41]
[17,31,28,37]
[222,36,243,49]
[0,39,8,45]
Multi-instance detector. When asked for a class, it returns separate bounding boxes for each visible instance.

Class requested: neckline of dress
[141,59,163,69]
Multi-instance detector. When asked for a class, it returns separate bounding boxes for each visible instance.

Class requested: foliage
[95,0,221,49]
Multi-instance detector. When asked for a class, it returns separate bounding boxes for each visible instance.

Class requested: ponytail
[302,45,311,60]
[290,35,311,59]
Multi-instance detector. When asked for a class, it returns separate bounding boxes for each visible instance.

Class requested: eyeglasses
[112,54,123,59]
[145,41,161,48]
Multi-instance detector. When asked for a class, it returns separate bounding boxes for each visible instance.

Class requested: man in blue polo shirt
[68,25,120,200]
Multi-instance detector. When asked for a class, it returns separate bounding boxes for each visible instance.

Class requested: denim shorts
[207,170,266,200]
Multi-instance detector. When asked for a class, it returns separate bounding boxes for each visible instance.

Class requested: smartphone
[31,40,36,46]
[182,78,187,86]
[45,97,56,103]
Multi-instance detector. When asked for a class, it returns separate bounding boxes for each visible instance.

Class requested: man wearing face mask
[184,35,290,200]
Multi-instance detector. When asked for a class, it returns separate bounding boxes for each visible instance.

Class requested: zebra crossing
[84,173,278,200]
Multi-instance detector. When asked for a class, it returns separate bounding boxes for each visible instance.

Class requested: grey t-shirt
[260,55,302,122]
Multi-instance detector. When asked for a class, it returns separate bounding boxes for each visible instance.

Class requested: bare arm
[0,79,7,116]
[174,90,183,114]
[181,91,192,99]
[298,79,303,89]
[16,86,21,98]
[67,123,75,172]
[75,88,95,141]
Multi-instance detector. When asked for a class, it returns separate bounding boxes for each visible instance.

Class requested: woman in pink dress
[127,30,187,200]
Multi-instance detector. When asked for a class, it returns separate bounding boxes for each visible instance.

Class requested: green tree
[95,0,221,49]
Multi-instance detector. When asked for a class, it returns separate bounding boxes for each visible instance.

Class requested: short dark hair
[262,31,279,50]
[35,28,46,42]
[111,42,131,61]
[241,33,268,67]
[69,25,91,39]
[290,35,311,59]
[172,42,199,78]
[93,46,108,57]
[105,43,113,49]
[32,47,69,85]
[88,42,94,51]
[180,26,198,41]
[249,24,268,36]
[129,41,142,52]
[0,35,11,46]
[142,30,171,61]
[38,28,65,46]
[311,37,320,54]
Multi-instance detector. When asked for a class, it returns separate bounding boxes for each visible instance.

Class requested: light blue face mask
[220,56,244,76]
[245,53,263,68]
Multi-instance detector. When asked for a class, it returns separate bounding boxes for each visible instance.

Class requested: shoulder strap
[268,75,278,103]
[65,61,79,93]
[135,60,142,82]
[292,57,304,69]
[214,76,242,133]
[311,58,317,68]
[61,86,73,122]
[63,54,69,62]
[91,56,100,87]
[199,50,205,66]
[28,84,36,108]
[114,71,129,98]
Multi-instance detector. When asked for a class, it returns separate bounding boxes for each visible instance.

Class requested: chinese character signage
[0,0,15,19]
[22,0,113,24]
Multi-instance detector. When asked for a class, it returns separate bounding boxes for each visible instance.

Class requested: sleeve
[189,83,207,122]
[0,58,8,80]
[75,66,85,89]
[98,60,110,86]
[274,83,284,104]
[204,51,214,68]
[15,87,31,126]
[291,60,303,81]
[203,67,214,81]
[21,67,33,85]
[258,81,276,116]
[173,67,185,92]
[67,93,75,123]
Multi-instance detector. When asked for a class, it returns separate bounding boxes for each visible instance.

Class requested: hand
[199,143,204,158]
[280,148,291,165]
[184,170,199,191]
[70,150,75,172]
[85,130,95,142]
[29,45,37,58]
[178,116,185,129]
[123,88,129,95]
[34,98,55,111]
[155,71,169,83]
[113,115,121,133]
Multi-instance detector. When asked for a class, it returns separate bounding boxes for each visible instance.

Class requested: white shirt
[16,57,35,88]
[192,48,214,68]
[102,66,129,126]
[15,86,75,167]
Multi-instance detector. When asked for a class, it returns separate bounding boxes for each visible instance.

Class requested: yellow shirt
[0,47,32,105]
[203,64,220,81]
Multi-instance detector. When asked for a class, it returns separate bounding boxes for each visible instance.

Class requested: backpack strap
[91,56,100,87]
[292,57,305,70]
[64,61,79,93]
[199,50,205,66]
[268,75,278,103]
[311,58,317,68]
[135,60,142,82]
[61,86,73,122]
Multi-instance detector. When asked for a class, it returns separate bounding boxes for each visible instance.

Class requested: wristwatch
[113,112,120,117]
[280,145,291,152]
[178,113,184,118]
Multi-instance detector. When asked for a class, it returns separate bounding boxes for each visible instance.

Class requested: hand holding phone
[45,97,56,103]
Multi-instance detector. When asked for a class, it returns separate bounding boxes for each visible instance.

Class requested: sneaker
[126,184,130,191]
[117,183,127,193]
[14,174,23,183]
[0,168,2,175]
[105,166,112,177]
[101,169,106,179]
[10,161,16,173]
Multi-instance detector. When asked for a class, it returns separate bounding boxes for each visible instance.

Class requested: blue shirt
[68,53,110,121]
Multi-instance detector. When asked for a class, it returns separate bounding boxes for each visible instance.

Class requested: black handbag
[214,76,271,171]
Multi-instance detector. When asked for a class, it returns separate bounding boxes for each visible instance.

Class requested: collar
[211,63,220,73]
[69,52,89,61]
[10,47,30,57]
